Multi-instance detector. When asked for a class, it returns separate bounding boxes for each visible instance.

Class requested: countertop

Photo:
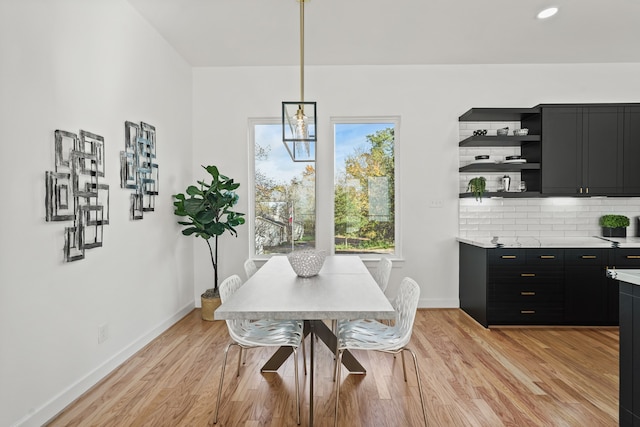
[458,236,640,248]
[607,268,640,286]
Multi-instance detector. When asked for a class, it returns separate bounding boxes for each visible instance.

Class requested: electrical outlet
[429,199,444,208]
[98,323,109,344]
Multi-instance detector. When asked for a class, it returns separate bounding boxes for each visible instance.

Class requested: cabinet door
[564,249,608,324]
[623,107,640,194]
[583,107,623,195]
[541,108,582,194]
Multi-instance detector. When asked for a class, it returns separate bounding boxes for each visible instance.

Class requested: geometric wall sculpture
[46,129,109,262]
[120,121,158,220]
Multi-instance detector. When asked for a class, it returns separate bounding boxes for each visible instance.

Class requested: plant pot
[602,227,627,238]
[201,296,222,321]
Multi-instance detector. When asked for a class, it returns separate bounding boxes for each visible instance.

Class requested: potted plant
[173,165,245,320]
[467,176,486,201]
[599,214,630,237]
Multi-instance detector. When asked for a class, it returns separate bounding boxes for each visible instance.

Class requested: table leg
[261,321,366,374]
[311,320,366,374]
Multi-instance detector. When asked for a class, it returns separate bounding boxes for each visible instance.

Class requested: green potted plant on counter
[467,176,486,201]
[599,214,630,238]
[173,165,245,320]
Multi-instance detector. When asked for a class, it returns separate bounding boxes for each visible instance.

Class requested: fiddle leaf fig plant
[173,165,245,296]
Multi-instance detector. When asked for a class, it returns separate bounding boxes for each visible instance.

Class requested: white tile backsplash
[459,197,640,238]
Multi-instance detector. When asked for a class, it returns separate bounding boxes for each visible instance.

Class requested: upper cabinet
[541,105,623,196]
[459,103,640,198]
[623,107,640,194]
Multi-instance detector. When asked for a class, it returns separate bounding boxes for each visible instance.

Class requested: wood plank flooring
[47,309,619,426]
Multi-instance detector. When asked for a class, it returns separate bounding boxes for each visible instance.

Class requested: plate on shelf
[470,159,497,164]
[503,159,527,164]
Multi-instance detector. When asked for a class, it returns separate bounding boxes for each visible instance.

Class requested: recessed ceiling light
[537,7,558,19]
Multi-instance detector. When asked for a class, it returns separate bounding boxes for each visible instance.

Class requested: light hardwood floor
[47,309,619,426]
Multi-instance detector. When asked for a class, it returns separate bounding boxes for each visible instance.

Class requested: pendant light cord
[299,0,305,103]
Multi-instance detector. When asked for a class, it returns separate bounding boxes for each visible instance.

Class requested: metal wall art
[120,121,158,220]
[45,129,109,262]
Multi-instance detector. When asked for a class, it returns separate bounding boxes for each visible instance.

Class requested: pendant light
[282,0,316,162]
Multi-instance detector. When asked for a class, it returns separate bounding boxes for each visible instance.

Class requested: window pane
[253,123,316,255]
[334,123,395,254]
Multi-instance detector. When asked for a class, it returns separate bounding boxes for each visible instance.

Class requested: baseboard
[418,297,459,308]
[17,302,194,427]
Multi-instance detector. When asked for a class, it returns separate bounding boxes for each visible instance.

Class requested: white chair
[244,258,258,280]
[373,257,393,294]
[333,277,428,427]
[214,275,304,425]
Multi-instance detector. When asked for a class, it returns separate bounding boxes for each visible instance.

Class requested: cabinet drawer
[564,248,606,265]
[488,302,564,325]
[490,283,563,303]
[488,249,526,266]
[526,249,564,265]
[613,249,640,267]
[489,267,563,282]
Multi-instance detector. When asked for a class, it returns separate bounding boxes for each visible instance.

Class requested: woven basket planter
[201,296,221,321]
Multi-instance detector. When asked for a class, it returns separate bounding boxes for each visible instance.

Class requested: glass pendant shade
[282,101,316,162]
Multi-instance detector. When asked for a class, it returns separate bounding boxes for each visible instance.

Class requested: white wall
[193,63,640,308]
[0,1,194,426]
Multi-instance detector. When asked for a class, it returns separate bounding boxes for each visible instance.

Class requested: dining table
[214,254,395,426]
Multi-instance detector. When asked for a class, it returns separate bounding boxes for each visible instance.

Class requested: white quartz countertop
[607,269,640,286]
[458,236,640,248]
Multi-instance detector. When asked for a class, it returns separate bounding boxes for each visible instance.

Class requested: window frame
[330,116,402,260]
[248,116,401,260]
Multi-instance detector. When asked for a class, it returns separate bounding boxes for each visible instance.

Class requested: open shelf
[458,108,541,122]
[459,163,540,173]
[459,191,543,198]
[459,135,541,147]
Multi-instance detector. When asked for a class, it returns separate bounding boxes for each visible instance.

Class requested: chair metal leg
[301,335,307,375]
[236,347,243,377]
[401,350,407,381]
[404,348,428,427]
[334,350,344,427]
[214,342,237,424]
[292,347,301,425]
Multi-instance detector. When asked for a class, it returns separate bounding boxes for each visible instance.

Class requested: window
[250,117,399,258]
[250,120,315,255]
[333,119,398,255]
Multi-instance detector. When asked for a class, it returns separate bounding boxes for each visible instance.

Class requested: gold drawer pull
[540,255,555,259]
[521,310,536,314]
[626,256,640,259]
[581,255,597,259]
[501,255,517,259]
[521,273,536,277]
[521,291,536,296]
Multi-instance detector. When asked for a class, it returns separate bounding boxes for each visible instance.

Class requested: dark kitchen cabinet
[618,282,640,426]
[541,106,623,196]
[487,248,564,325]
[459,242,622,327]
[623,107,640,194]
[564,249,610,325]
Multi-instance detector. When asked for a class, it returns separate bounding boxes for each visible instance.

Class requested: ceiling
[126,0,640,67]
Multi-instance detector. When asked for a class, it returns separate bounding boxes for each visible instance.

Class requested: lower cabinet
[619,282,640,426]
[459,242,624,327]
[564,248,610,325]
[487,248,564,325]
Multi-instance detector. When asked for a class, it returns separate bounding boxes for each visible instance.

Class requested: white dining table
[215,254,395,426]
